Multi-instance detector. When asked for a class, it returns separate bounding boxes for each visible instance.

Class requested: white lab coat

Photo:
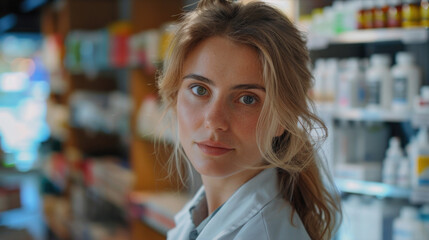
[167,168,311,240]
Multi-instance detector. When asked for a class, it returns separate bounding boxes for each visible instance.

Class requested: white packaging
[324,58,339,103]
[362,198,383,240]
[382,137,404,185]
[343,0,360,31]
[312,59,326,102]
[334,120,357,164]
[337,58,366,109]
[420,205,429,237]
[397,159,411,188]
[414,86,429,114]
[393,206,426,240]
[366,54,393,110]
[391,52,421,113]
[338,196,362,240]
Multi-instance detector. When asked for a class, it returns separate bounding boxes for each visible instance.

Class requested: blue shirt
[167,168,311,240]
[188,193,223,240]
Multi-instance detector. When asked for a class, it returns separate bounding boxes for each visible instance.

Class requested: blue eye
[239,95,256,105]
[191,85,208,96]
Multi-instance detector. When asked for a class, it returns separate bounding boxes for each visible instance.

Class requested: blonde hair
[158,0,341,239]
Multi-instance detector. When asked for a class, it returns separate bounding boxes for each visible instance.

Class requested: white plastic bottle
[420,204,429,237]
[366,54,393,110]
[382,137,404,185]
[338,196,363,240]
[312,59,326,102]
[337,58,366,109]
[325,58,339,103]
[391,52,421,113]
[393,206,425,240]
[397,158,411,188]
[414,86,429,114]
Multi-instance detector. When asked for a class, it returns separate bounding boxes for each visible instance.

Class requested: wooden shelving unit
[41,1,185,240]
[41,1,123,240]
[128,1,183,239]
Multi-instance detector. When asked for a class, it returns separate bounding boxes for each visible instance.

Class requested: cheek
[232,110,260,138]
[177,91,202,134]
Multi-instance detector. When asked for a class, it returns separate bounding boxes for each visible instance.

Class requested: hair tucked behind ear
[158,1,341,239]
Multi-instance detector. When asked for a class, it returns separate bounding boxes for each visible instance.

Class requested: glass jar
[402,0,421,28]
[387,0,402,28]
[421,0,429,27]
[374,0,389,28]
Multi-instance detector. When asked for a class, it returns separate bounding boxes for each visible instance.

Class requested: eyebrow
[182,73,266,92]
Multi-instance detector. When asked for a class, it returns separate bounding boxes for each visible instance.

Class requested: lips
[196,141,233,156]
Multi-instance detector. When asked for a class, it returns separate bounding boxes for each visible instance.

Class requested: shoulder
[234,196,311,240]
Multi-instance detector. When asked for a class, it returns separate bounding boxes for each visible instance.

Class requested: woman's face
[176,36,266,181]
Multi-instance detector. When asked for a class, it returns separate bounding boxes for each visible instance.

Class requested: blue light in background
[21,0,48,12]
[0,14,17,33]
[0,35,51,171]
[0,72,29,92]
[30,57,49,82]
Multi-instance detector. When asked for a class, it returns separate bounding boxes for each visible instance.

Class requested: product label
[367,81,381,105]
[393,77,407,103]
[417,155,429,186]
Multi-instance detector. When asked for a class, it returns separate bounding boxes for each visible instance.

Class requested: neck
[201,169,263,214]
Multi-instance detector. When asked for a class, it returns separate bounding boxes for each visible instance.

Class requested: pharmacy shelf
[335,178,412,199]
[308,27,428,50]
[315,103,411,122]
[411,112,429,127]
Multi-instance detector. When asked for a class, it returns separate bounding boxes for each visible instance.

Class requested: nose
[204,98,229,132]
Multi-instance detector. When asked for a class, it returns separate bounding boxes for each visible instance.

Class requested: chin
[191,161,236,178]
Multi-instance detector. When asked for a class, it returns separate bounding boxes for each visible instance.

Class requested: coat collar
[196,167,280,239]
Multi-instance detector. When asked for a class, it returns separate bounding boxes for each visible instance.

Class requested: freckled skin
[177,36,266,187]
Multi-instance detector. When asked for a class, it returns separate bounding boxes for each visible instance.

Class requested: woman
[157,0,341,239]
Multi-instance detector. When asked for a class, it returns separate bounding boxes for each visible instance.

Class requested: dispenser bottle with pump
[382,137,404,185]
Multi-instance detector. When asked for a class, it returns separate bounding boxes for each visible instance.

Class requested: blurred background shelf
[335,178,412,199]
[316,104,411,122]
[336,178,429,205]
[308,28,429,50]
